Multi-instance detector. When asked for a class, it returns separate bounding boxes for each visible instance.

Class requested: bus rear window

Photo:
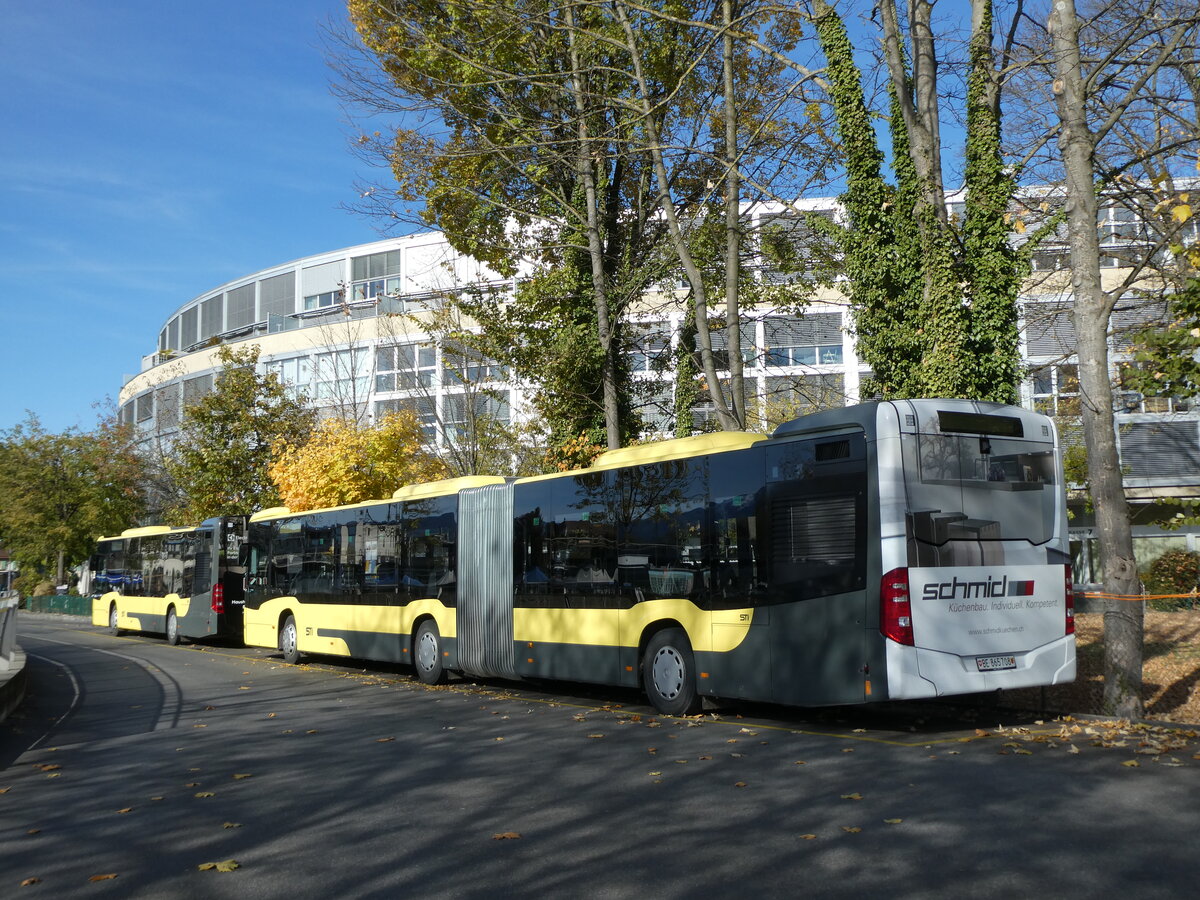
[902,433,1058,548]
[937,410,1024,437]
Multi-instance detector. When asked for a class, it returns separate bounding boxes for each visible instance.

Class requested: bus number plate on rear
[976,655,1016,672]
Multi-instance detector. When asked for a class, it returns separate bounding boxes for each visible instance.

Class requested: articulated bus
[241,399,1075,714]
[90,517,247,644]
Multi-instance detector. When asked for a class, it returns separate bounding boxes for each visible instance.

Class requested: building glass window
[266,357,311,398]
[351,250,402,301]
[313,349,369,401]
[375,343,436,392]
[303,290,341,311]
[628,322,671,373]
[762,314,843,366]
[1030,364,1080,416]
[444,391,510,436]
[375,397,437,436]
[761,373,846,428]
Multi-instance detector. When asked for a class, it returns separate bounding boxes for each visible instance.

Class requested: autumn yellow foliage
[269,412,450,511]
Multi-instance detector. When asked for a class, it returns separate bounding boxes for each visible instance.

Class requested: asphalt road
[3,614,1199,898]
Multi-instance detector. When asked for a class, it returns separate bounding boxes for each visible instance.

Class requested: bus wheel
[109,604,120,636]
[280,615,301,665]
[166,608,180,646]
[643,629,701,716]
[413,620,447,685]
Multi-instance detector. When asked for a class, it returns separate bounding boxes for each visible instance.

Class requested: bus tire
[109,603,121,636]
[166,607,180,646]
[280,615,301,665]
[413,620,447,685]
[643,628,701,716]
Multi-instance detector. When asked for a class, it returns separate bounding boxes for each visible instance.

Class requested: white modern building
[118,203,1200,580]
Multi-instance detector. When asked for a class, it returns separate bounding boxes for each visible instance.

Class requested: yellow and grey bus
[90,517,247,644]
[243,400,1075,714]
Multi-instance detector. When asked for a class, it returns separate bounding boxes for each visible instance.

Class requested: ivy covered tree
[0,412,146,590]
[810,0,1024,403]
[269,411,449,512]
[166,345,315,521]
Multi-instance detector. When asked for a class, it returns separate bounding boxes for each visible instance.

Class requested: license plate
[976,655,1016,672]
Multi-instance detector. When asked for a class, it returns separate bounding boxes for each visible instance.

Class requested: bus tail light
[212,582,225,615]
[880,568,914,646]
[1064,565,1075,635]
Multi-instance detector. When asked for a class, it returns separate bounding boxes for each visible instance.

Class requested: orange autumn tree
[269,411,450,512]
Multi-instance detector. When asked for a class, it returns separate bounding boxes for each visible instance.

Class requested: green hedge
[1142,550,1200,611]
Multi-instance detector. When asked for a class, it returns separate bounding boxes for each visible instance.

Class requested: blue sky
[0,1,392,433]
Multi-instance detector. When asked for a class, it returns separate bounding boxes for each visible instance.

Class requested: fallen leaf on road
[1121,760,1140,768]
[587,734,605,739]
[734,781,747,788]
[27,829,40,835]
[232,774,253,780]
[116,808,133,814]
[38,765,60,772]
[884,818,903,825]
[840,793,862,800]
[793,761,806,766]
[799,834,816,840]
[198,859,240,872]
[21,877,40,886]
[492,832,522,840]
[223,822,242,829]
[89,874,118,882]
[375,737,395,743]
[841,826,862,833]
[195,792,215,798]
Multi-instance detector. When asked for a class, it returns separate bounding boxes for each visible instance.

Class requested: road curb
[0,646,29,723]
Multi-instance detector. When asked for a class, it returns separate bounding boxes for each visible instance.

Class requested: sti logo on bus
[920,575,1035,601]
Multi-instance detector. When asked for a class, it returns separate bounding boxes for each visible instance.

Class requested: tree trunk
[723,0,746,429]
[1048,0,1144,719]
[565,6,623,449]
[613,0,740,432]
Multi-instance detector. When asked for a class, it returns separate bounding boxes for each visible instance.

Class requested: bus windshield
[903,432,1058,548]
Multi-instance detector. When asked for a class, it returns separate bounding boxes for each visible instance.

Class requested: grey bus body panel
[457,482,517,679]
